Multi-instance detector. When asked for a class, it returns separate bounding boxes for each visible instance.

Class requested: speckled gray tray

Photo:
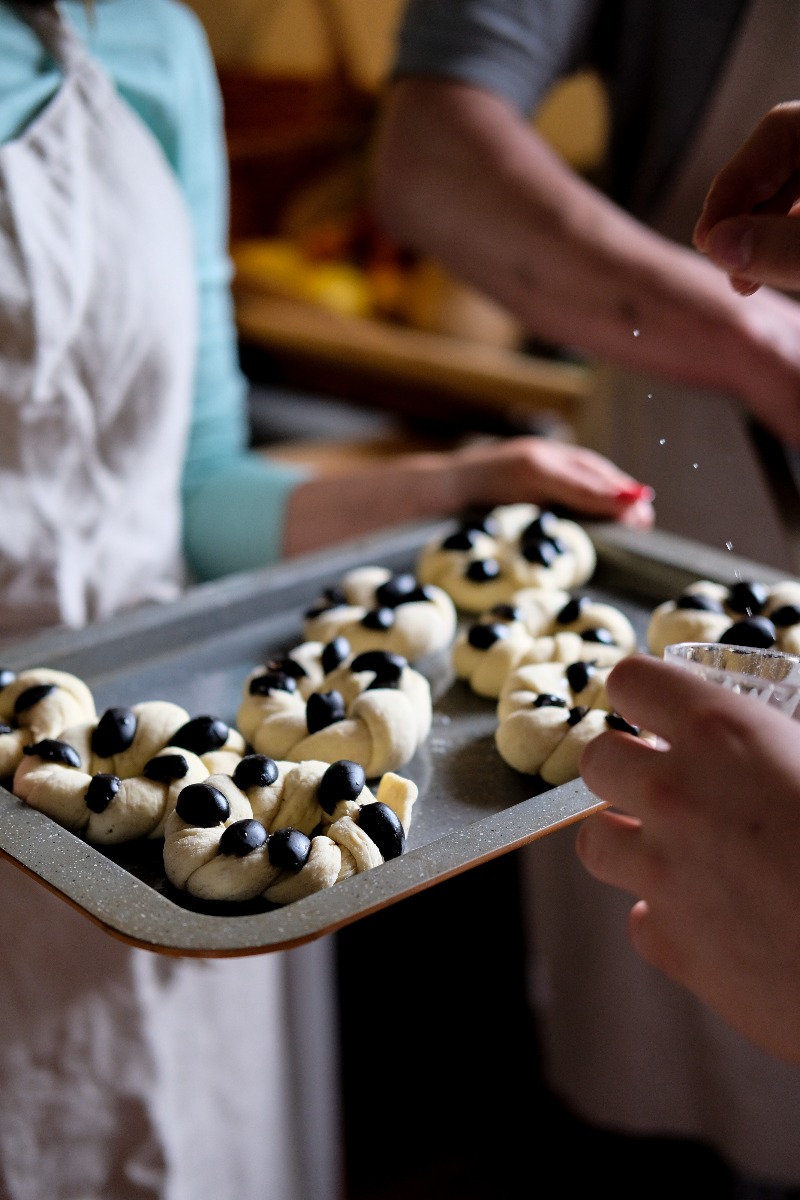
[0,519,787,956]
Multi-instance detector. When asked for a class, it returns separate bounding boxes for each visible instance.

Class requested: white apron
[580,0,800,572]
[0,1,195,635]
[523,1,800,1184]
[0,9,342,1199]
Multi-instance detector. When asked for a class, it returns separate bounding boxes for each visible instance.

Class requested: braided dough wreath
[163,755,418,905]
[417,503,597,612]
[495,659,653,786]
[0,667,96,778]
[453,590,638,698]
[303,566,457,662]
[647,578,800,657]
[237,648,432,777]
[12,702,245,843]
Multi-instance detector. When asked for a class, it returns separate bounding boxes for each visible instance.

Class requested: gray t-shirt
[391,0,748,219]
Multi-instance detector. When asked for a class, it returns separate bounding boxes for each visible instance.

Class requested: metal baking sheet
[0,519,788,956]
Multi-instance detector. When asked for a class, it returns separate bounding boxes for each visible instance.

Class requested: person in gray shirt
[373,3,800,1196]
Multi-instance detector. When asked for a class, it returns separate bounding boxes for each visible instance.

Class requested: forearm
[280,436,653,559]
[372,80,780,401]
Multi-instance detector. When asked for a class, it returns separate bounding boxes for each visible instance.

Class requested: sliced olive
[317,759,365,814]
[219,818,267,857]
[85,773,120,814]
[358,801,405,860]
[234,754,279,790]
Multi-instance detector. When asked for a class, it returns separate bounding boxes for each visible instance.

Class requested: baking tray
[0,519,788,956]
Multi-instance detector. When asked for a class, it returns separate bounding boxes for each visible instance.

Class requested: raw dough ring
[453,590,638,697]
[495,659,652,785]
[417,503,597,612]
[647,578,800,656]
[12,703,245,843]
[162,756,418,905]
[303,566,457,662]
[237,649,432,777]
[12,737,210,843]
[0,667,96,779]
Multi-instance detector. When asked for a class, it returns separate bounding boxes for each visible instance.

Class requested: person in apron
[376,1,800,1193]
[0,4,342,1198]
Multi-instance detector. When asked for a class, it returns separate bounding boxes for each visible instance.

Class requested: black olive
[522,537,565,566]
[606,713,640,735]
[266,654,308,680]
[582,628,614,645]
[468,622,508,650]
[92,707,137,758]
[727,581,768,615]
[533,694,567,709]
[491,604,522,621]
[442,530,479,551]
[268,826,312,871]
[175,782,230,827]
[143,753,191,783]
[23,738,81,768]
[171,715,229,755]
[304,585,346,620]
[566,662,594,693]
[719,616,776,648]
[13,683,56,714]
[769,604,800,628]
[361,607,395,631]
[351,650,406,690]
[556,597,585,624]
[233,754,279,790]
[358,801,405,860]
[321,636,351,673]
[84,773,120,814]
[249,670,297,696]
[306,690,346,734]
[521,512,560,540]
[317,759,366,814]
[567,706,588,726]
[465,558,500,583]
[676,593,724,612]
[375,573,418,608]
[219,818,267,857]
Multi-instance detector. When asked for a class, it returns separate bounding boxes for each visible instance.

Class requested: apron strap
[12,2,92,73]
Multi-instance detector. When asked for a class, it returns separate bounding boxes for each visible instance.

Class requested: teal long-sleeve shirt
[0,0,307,580]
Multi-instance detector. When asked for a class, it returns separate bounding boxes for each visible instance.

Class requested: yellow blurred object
[298,260,373,317]
[400,260,523,349]
[232,237,373,317]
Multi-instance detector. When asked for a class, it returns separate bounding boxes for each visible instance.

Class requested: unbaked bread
[237,648,432,777]
[647,578,800,656]
[453,590,637,697]
[0,667,96,779]
[495,659,652,785]
[303,566,457,662]
[12,703,245,843]
[162,756,418,905]
[417,504,597,612]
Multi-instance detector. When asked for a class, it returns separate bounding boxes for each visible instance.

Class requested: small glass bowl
[663,642,800,719]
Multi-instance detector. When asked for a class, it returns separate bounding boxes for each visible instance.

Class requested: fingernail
[705,223,753,271]
[616,483,655,502]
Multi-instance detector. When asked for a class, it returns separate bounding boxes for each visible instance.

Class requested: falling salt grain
[692,462,699,470]
[726,541,734,551]
[659,438,666,446]
[633,329,640,337]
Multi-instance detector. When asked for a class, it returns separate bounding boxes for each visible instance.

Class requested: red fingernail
[616,483,655,502]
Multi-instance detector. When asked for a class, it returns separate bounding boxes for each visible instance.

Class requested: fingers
[694,101,800,243]
[694,102,800,291]
[575,807,650,897]
[701,214,800,291]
